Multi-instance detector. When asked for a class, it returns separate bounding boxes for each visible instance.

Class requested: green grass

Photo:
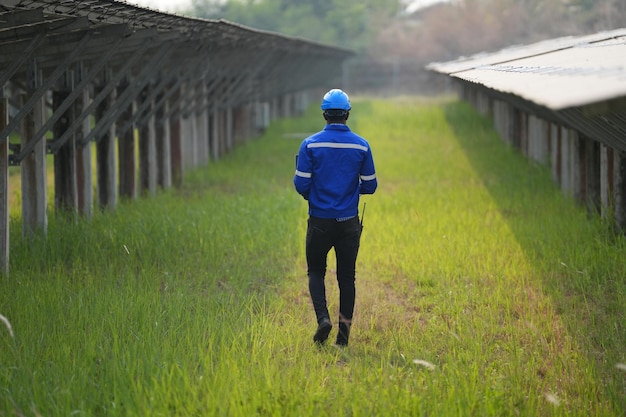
[0,97,624,416]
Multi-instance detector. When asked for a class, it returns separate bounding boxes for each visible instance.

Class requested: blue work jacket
[294,123,377,219]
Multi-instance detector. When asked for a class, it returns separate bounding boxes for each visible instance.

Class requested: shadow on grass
[443,100,626,411]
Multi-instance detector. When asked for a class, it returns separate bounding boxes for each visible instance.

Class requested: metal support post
[95,68,118,210]
[75,62,93,218]
[117,78,137,200]
[21,59,48,236]
[0,90,9,276]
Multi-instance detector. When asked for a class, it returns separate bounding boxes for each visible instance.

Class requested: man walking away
[293,88,377,347]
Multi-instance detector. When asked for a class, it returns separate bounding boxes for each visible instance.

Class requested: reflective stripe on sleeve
[360,173,376,181]
[295,170,312,178]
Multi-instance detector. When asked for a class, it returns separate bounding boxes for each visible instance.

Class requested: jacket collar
[324,124,350,131]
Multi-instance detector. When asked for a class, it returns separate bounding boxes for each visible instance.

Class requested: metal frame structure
[428,29,626,232]
[0,0,353,275]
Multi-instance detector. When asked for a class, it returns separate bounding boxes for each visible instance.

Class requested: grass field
[0,96,624,416]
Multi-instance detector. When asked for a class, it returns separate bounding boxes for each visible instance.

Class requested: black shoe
[335,322,350,346]
[313,318,332,345]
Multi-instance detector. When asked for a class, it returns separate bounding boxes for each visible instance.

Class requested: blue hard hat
[321,89,351,111]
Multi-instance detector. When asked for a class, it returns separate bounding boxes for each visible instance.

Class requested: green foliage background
[184,0,626,93]
[189,0,403,51]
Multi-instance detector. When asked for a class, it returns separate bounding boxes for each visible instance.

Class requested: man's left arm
[359,148,377,195]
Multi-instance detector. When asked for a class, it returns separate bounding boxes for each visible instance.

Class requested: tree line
[184,0,626,93]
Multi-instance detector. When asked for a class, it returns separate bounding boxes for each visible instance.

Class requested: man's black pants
[306,216,362,333]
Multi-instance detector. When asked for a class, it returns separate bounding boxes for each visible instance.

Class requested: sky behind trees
[129,0,449,14]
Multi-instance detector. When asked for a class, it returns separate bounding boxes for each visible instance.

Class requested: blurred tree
[189,0,225,17]
[186,0,403,51]
[185,0,626,93]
